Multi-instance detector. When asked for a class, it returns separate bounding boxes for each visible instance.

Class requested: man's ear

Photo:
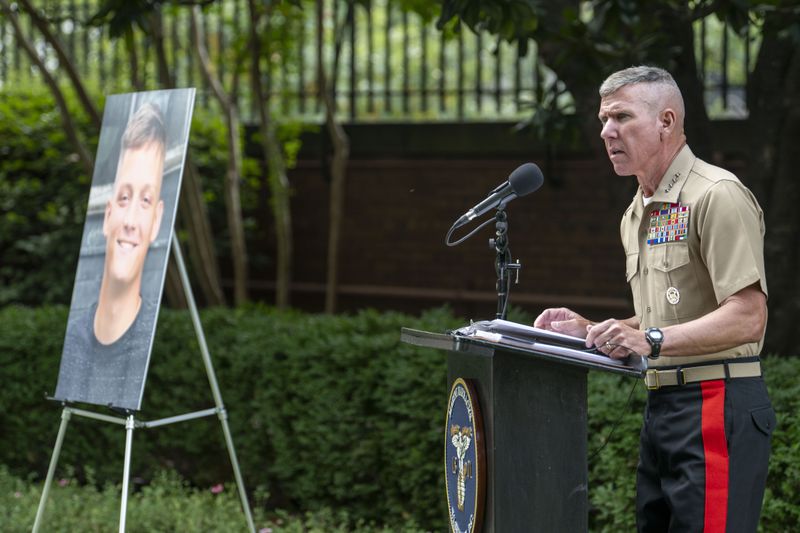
[660,108,676,134]
[150,200,164,244]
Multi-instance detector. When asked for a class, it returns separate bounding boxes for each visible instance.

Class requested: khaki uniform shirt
[620,145,767,367]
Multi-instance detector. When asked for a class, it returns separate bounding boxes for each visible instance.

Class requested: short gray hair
[599,66,680,98]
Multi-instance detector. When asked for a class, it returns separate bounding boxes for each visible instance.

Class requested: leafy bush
[0,305,460,530]
[0,466,426,532]
[0,305,798,530]
[755,356,800,531]
[0,85,94,306]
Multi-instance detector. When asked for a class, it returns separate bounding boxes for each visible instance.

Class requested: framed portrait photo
[53,88,195,411]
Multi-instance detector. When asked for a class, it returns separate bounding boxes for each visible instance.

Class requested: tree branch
[191,5,249,305]
[247,0,293,308]
[0,0,94,176]
[17,0,102,128]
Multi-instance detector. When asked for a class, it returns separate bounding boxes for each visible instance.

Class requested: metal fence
[0,0,755,122]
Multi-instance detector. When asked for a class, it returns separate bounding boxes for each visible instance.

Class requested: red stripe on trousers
[701,380,728,533]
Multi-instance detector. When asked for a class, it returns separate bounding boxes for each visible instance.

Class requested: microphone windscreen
[508,163,544,196]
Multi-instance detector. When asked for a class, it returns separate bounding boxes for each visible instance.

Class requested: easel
[32,235,256,533]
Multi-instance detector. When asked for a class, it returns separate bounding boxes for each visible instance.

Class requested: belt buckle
[645,369,660,390]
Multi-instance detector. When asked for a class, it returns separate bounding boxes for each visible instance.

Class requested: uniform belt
[644,360,761,390]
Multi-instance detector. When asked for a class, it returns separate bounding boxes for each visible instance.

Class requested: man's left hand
[586,319,649,360]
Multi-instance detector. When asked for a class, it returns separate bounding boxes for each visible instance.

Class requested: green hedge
[1,305,798,530]
[0,87,93,306]
[0,305,461,530]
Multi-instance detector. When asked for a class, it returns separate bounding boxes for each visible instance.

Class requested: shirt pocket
[625,253,642,319]
[647,242,699,320]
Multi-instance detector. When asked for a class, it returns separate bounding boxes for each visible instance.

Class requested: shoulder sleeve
[619,200,637,256]
[695,179,767,303]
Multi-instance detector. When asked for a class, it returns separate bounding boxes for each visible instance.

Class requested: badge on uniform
[666,286,681,305]
[647,202,689,245]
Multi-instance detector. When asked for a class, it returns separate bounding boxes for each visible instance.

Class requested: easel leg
[218,408,257,533]
[172,236,256,533]
[119,415,135,533]
[32,408,72,533]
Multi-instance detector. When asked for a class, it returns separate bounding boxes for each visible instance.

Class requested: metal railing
[0,0,755,121]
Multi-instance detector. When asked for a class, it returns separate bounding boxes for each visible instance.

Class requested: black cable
[587,377,639,462]
[445,216,496,247]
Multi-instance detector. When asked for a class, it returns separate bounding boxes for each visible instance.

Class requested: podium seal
[445,378,486,533]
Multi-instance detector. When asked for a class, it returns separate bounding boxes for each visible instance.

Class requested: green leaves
[436,0,540,55]
[87,0,162,37]
[0,86,92,307]
[3,304,799,530]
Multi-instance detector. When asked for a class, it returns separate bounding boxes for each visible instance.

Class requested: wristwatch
[644,327,664,359]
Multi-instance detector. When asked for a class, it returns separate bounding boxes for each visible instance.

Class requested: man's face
[598,84,663,178]
[103,142,165,287]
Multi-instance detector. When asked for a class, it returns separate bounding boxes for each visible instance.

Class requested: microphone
[456,163,544,226]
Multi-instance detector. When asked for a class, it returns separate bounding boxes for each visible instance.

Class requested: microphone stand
[490,206,521,320]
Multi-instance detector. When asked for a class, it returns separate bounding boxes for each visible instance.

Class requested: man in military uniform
[534,66,776,531]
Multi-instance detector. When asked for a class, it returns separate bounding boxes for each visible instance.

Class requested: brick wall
[242,122,747,322]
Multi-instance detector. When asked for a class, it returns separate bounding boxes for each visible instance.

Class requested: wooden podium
[401,321,642,533]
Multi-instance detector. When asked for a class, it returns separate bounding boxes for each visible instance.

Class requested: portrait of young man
[54,89,195,411]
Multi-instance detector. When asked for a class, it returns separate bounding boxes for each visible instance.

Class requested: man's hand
[533,307,592,339]
[585,319,648,360]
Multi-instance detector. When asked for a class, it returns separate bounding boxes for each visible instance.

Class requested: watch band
[645,327,663,359]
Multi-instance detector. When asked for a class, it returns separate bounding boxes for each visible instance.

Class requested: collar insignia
[664,171,681,194]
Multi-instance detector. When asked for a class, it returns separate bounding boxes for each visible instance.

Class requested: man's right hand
[533,307,592,339]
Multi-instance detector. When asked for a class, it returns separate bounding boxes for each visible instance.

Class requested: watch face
[648,329,663,343]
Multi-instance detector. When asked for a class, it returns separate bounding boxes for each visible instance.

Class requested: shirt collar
[649,144,695,204]
[624,144,695,227]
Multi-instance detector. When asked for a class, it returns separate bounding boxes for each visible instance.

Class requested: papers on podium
[454,319,646,376]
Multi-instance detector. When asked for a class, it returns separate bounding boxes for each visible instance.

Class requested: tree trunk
[661,6,713,160]
[150,9,174,88]
[124,26,144,91]
[247,0,293,309]
[190,6,249,306]
[746,17,800,355]
[18,0,102,128]
[179,163,227,307]
[320,1,353,314]
[1,0,94,176]
[321,75,350,314]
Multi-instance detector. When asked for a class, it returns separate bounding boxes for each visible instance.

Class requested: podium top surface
[401,319,645,378]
